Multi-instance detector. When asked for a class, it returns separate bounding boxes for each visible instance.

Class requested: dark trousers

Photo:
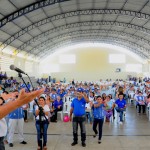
[112,108,115,118]
[72,116,86,142]
[23,110,28,121]
[93,118,104,140]
[54,107,62,121]
[0,137,5,150]
[137,104,145,113]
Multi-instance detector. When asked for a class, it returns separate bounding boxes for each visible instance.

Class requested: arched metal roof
[0,0,150,60]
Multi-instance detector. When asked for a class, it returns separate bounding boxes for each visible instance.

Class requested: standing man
[7,94,27,147]
[70,88,90,147]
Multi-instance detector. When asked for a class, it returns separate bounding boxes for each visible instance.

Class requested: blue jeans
[36,120,49,146]
[115,107,126,122]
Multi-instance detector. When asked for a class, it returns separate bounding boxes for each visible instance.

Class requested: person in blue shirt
[53,95,63,122]
[50,88,57,101]
[27,82,31,91]
[92,95,106,144]
[70,88,90,147]
[115,93,127,123]
[136,91,146,114]
[58,89,66,100]
[8,95,27,147]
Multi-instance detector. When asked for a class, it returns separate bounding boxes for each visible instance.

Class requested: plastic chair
[57,111,63,121]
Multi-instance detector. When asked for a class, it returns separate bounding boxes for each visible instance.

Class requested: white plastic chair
[63,101,71,116]
[57,111,63,121]
[128,92,135,105]
[104,114,114,123]
[115,109,125,123]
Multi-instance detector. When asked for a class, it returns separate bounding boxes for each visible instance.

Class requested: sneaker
[82,142,86,147]
[119,121,123,124]
[9,143,13,147]
[98,140,101,144]
[71,141,78,146]
[20,141,27,144]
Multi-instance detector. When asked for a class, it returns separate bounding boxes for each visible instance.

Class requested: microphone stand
[18,72,48,150]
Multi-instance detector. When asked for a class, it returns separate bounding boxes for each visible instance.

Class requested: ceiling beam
[37,36,148,59]
[1,9,150,52]
[25,30,149,59]
[0,0,70,28]
[13,22,150,55]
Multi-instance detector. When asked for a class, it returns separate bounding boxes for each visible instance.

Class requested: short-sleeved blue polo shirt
[115,99,126,108]
[71,97,86,116]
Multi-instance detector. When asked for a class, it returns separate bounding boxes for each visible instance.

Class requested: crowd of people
[0,76,150,150]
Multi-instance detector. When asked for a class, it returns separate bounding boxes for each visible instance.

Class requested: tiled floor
[5,105,150,150]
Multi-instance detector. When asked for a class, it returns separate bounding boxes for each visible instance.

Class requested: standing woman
[92,96,106,144]
[35,97,50,150]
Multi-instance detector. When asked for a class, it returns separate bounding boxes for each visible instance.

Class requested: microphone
[10,65,27,75]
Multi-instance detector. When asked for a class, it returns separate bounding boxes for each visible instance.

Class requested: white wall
[0,53,40,78]
[40,44,148,82]
[1,43,149,81]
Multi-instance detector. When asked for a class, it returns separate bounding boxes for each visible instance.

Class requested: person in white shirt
[35,97,50,150]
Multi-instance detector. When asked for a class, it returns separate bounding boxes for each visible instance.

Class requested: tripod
[18,73,49,150]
